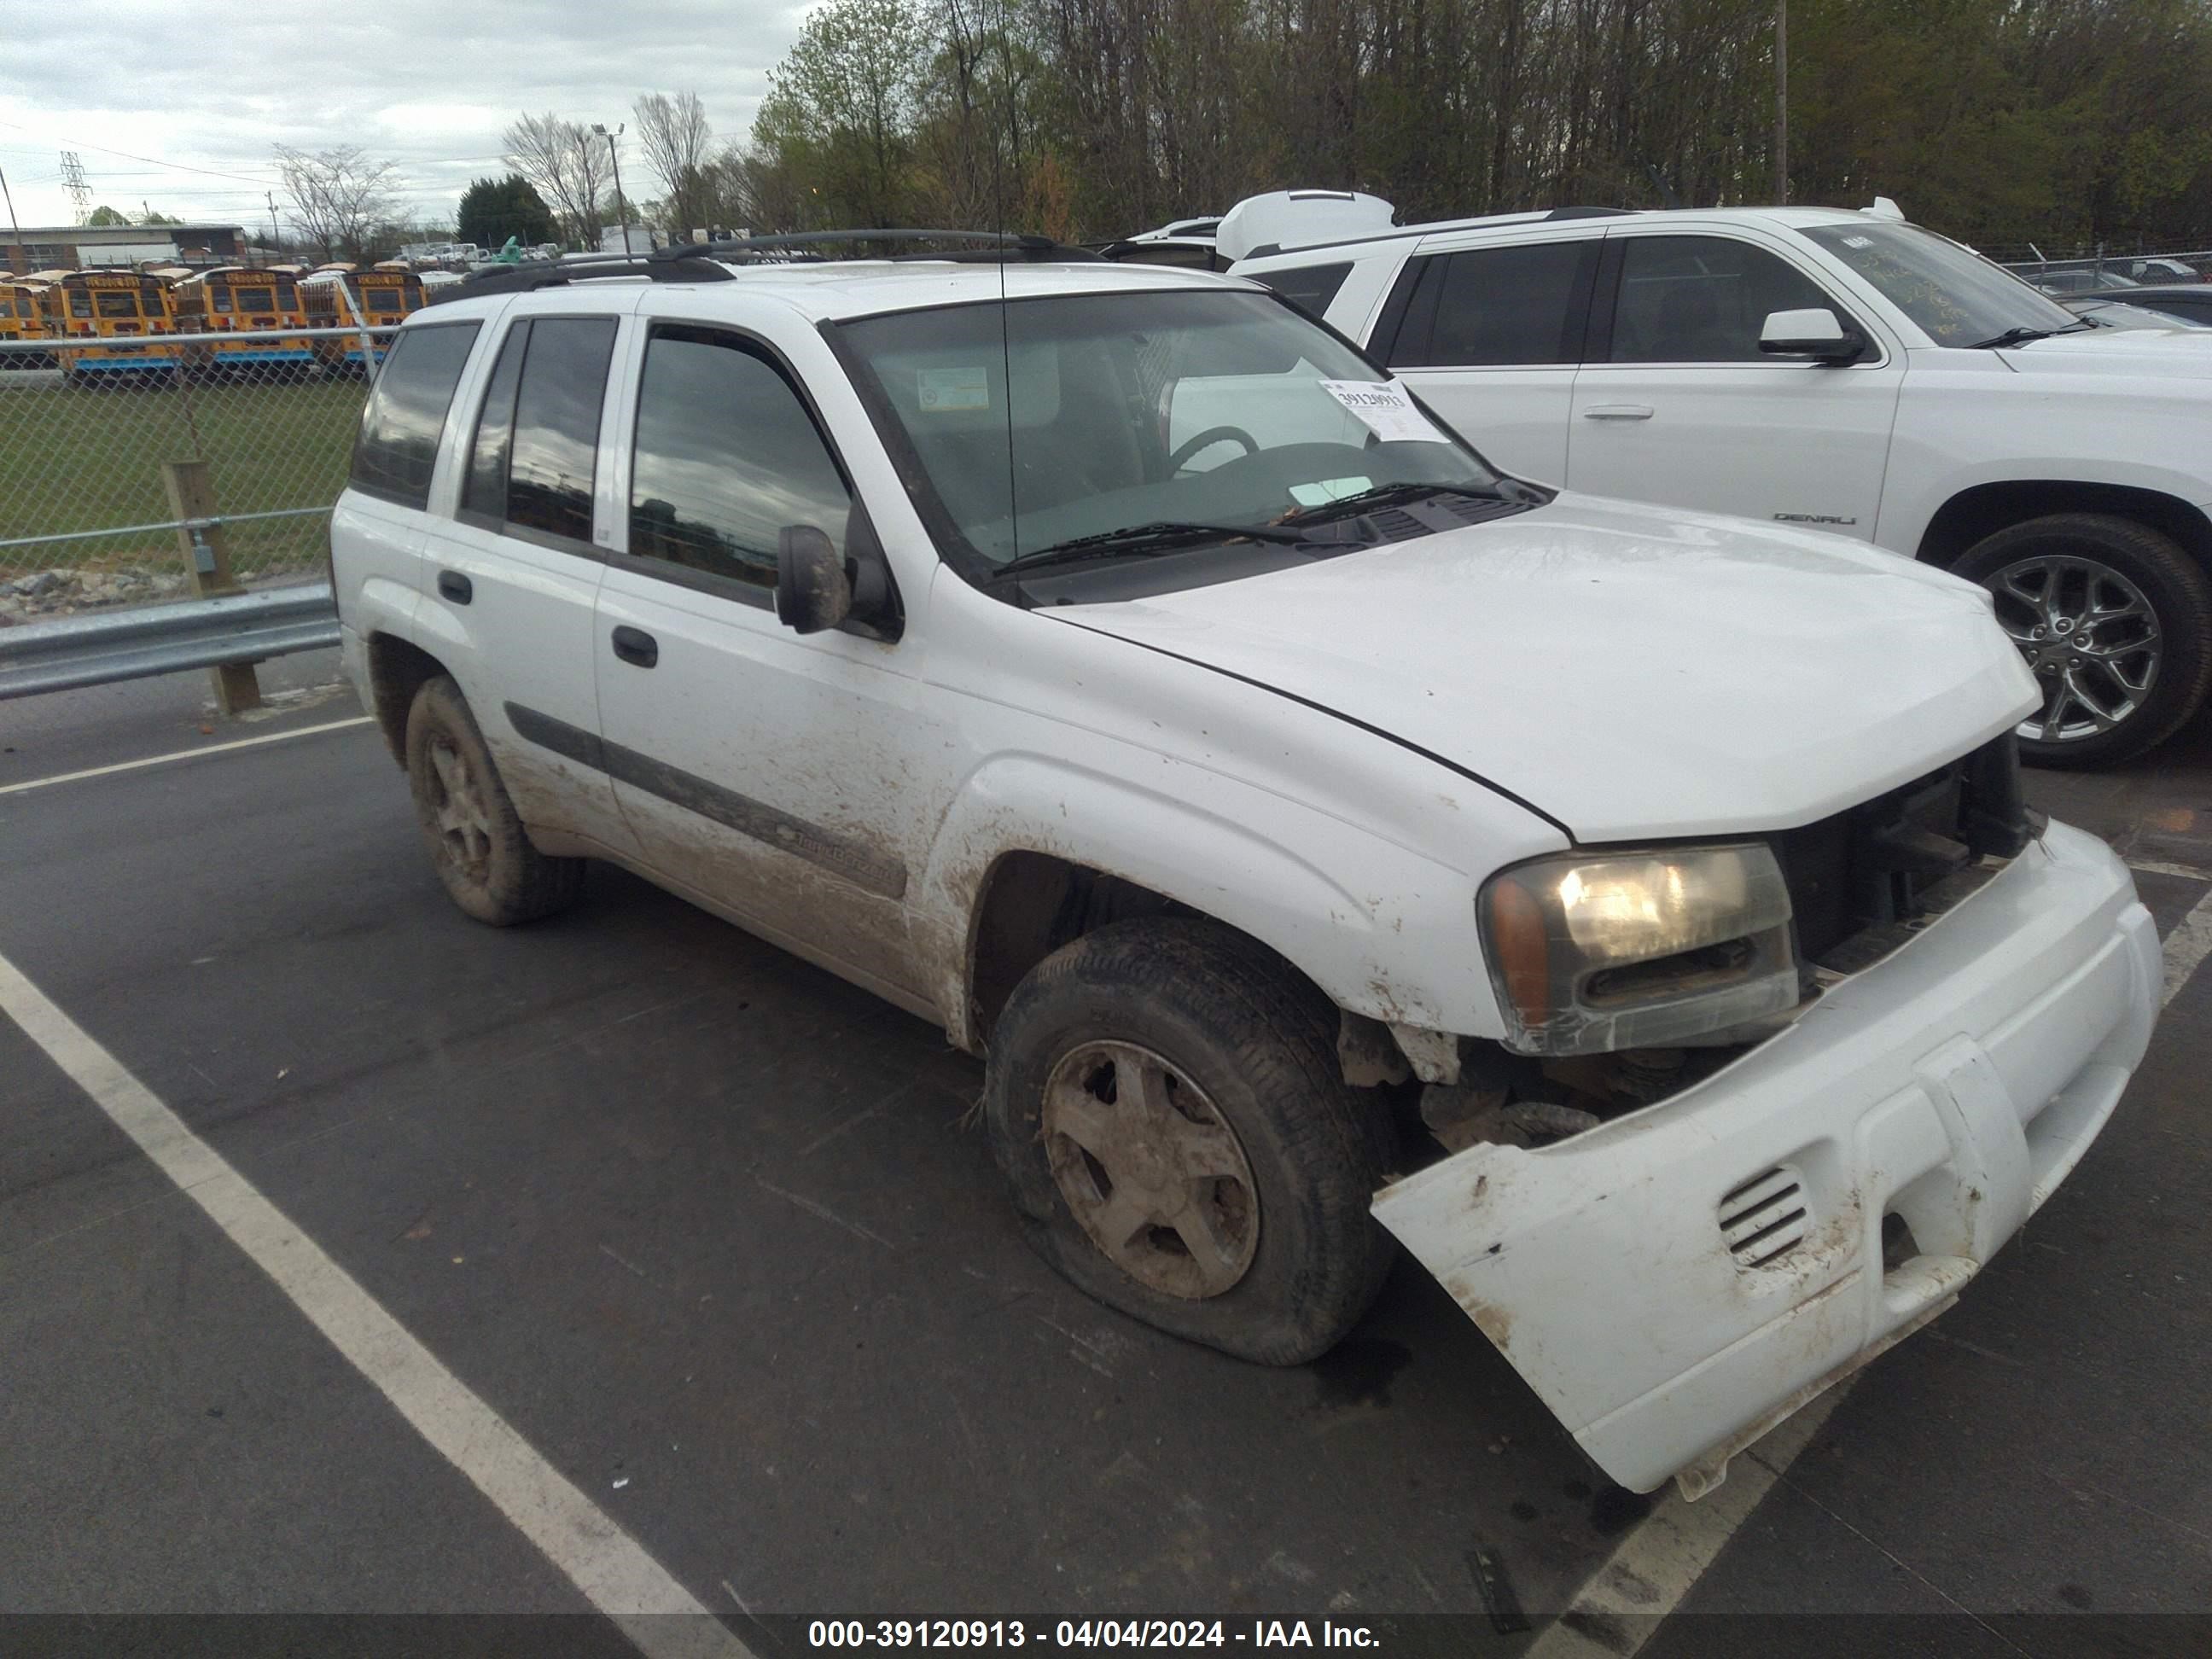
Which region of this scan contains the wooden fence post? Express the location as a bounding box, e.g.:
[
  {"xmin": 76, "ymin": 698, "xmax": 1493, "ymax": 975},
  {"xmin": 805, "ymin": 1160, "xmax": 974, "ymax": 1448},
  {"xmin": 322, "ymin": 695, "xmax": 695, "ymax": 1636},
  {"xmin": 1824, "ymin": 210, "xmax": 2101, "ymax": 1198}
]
[{"xmin": 161, "ymin": 458, "xmax": 262, "ymax": 715}]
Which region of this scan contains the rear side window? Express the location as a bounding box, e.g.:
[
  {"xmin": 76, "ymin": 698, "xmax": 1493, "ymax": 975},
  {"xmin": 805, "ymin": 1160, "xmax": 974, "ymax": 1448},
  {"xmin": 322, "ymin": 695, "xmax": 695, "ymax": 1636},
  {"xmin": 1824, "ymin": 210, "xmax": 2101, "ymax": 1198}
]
[
  {"xmin": 1254, "ymin": 261, "xmax": 1353, "ymax": 319},
  {"xmin": 628, "ymin": 328, "xmax": 852, "ymax": 593},
  {"xmin": 462, "ymin": 317, "xmax": 618, "ymax": 546},
  {"xmin": 348, "ymin": 321, "xmax": 480, "ymax": 509},
  {"xmin": 1388, "ymin": 242, "xmax": 1594, "ymax": 368}
]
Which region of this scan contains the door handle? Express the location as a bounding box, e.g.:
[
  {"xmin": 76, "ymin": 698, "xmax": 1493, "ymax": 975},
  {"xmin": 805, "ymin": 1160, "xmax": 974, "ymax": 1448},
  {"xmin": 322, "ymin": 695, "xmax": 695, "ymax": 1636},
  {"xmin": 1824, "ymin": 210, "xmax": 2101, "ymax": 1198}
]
[
  {"xmin": 610, "ymin": 625, "xmax": 659, "ymax": 668},
  {"xmin": 1582, "ymin": 405, "xmax": 1656, "ymax": 421},
  {"xmin": 436, "ymin": 570, "xmax": 472, "ymax": 604}
]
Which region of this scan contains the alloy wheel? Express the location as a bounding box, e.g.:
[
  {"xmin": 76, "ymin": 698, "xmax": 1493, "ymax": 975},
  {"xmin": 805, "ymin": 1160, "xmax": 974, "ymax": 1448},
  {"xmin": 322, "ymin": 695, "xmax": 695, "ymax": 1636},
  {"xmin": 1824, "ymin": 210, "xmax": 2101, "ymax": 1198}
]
[
  {"xmin": 1041, "ymin": 1039, "xmax": 1260, "ymax": 1300},
  {"xmin": 1984, "ymin": 553, "xmax": 2162, "ymax": 744}
]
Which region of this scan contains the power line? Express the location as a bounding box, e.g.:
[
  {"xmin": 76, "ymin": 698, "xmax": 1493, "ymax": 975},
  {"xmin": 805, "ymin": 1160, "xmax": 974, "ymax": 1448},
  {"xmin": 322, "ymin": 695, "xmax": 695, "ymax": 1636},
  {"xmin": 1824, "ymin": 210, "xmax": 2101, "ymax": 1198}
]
[{"xmin": 0, "ymin": 118, "xmax": 287, "ymax": 185}]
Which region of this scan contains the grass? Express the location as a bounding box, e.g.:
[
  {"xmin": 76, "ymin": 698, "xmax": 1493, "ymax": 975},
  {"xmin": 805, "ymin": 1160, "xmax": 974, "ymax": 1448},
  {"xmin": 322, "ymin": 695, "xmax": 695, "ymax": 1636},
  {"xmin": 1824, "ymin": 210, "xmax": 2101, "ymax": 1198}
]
[{"xmin": 0, "ymin": 372, "xmax": 366, "ymax": 581}]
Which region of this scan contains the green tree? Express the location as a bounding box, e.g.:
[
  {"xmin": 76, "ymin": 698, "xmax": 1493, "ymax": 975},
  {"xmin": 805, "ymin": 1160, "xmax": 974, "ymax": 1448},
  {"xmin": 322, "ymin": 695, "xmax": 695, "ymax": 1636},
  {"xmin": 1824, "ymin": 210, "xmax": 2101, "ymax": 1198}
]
[
  {"xmin": 84, "ymin": 205, "xmax": 130, "ymax": 226},
  {"xmin": 457, "ymin": 173, "xmax": 558, "ymax": 248}
]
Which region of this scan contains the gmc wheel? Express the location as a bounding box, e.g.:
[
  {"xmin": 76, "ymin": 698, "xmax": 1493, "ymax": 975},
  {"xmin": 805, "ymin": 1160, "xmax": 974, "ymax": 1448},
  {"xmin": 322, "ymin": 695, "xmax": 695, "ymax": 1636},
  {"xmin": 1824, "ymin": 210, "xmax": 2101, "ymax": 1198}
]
[{"xmin": 1955, "ymin": 513, "xmax": 2212, "ymax": 769}]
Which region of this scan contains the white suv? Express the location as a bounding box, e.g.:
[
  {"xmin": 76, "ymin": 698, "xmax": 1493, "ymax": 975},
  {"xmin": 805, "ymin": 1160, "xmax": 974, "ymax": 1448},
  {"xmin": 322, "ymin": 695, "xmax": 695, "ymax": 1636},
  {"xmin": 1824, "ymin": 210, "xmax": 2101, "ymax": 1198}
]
[
  {"xmin": 1233, "ymin": 201, "xmax": 2212, "ymax": 767},
  {"xmin": 331, "ymin": 246, "xmax": 2159, "ymax": 1497}
]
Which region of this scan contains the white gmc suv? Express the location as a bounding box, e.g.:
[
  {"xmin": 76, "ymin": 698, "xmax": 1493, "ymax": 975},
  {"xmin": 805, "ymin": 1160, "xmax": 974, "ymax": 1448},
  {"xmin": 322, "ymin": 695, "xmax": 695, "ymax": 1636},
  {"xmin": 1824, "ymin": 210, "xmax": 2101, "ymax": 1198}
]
[
  {"xmin": 1230, "ymin": 195, "xmax": 2212, "ymax": 768},
  {"xmin": 330, "ymin": 245, "xmax": 2159, "ymax": 1498}
]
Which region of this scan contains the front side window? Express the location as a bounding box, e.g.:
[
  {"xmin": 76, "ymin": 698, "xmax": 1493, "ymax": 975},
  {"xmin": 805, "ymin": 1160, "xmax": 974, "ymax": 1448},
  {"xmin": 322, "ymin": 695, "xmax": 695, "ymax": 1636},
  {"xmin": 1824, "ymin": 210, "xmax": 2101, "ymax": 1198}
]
[
  {"xmin": 841, "ymin": 288, "xmax": 1507, "ymax": 572},
  {"xmin": 348, "ymin": 321, "xmax": 481, "ymax": 508},
  {"xmin": 465, "ymin": 316, "xmax": 616, "ymax": 544},
  {"xmin": 629, "ymin": 329, "xmax": 851, "ymax": 591},
  {"xmin": 1610, "ymin": 236, "xmax": 1842, "ymax": 363},
  {"xmin": 1798, "ymin": 221, "xmax": 2075, "ymax": 347},
  {"xmin": 1394, "ymin": 241, "xmax": 1594, "ymax": 367}
]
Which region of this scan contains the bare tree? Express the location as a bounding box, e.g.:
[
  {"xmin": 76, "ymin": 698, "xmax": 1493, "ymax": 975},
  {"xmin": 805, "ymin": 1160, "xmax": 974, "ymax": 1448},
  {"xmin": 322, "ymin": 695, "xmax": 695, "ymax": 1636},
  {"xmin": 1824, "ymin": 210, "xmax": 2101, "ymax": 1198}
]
[
  {"xmin": 502, "ymin": 111, "xmax": 612, "ymax": 247},
  {"xmin": 273, "ymin": 144, "xmax": 400, "ymax": 260},
  {"xmin": 635, "ymin": 90, "xmax": 717, "ymax": 236}
]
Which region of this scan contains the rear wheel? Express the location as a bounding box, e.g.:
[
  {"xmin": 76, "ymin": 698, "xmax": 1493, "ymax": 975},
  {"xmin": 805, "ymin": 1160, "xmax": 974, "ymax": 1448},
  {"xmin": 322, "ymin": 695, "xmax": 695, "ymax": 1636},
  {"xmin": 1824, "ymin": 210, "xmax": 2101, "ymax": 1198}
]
[
  {"xmin": 404, "ymin": 675, "xmax": 583, "ymax": 925},
  {"xmin": 984, "ymin": 919, "xmax": 1394, "ymax": 1365},
  {"xmin": 1955, "ymin": 513, "xmax": 2212, "ymax": 769}
]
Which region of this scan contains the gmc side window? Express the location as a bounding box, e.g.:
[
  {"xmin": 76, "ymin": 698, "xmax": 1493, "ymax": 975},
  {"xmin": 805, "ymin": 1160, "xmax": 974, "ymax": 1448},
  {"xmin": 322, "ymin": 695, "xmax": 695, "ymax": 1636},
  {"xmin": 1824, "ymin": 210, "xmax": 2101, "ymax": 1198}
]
[
  {"xmin": 1610, "ymin": 236, "xmax": 1841, "ymax": 364},
  {"xmin": 462, "ymin": 316, "xmax": 619, "ymax": 546},
  {"xmin": 1389, "ymin": 242, "xmax": 1594, "ymax": 368},
  {"xmin": 348, "ymin": 321, "xmax": 481, "ymax": 509},
  {"xmin": 628, "ymin": 328, "xmax": 853, "ymax": 594},
  {"xmin": 1255, "ymin": 262, "xmax": 1354, "ymax": 320}
]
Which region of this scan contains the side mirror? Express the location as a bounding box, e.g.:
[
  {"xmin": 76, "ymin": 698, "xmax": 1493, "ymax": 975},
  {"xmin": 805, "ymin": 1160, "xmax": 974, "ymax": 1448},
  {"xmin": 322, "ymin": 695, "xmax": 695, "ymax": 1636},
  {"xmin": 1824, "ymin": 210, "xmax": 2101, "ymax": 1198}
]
[
  {"xmin": 775, "ymin": 524, "xmax": 852, "ymax": 635},
  {"xmin": 1760, "ymin": 307, "xmax": 1863, "ymax": 364}
]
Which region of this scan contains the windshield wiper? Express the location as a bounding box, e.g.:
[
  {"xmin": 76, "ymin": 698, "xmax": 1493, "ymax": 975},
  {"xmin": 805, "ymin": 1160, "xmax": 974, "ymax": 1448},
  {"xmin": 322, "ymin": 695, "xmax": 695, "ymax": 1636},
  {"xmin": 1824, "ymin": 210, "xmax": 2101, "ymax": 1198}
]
[
  {"xmin": 1284, "ymin": 479, "xmax": 1515, "ymax": 522},
  {"xmin": 992, "ymin": 519, "xmax": 1314, "ymax": 578},
  {"xmin": 1968, "ymin": 320, "xmax": 2098, "ymax": 349}
]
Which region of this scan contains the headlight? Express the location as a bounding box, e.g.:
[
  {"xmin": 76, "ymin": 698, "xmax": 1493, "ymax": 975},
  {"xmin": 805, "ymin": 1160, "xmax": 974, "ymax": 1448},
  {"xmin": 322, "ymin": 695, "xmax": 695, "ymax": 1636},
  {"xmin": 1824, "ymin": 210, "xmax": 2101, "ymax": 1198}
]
[{"xmin": 1478, "ymin": 843, "xmax": 1798, "ymax": 1056}]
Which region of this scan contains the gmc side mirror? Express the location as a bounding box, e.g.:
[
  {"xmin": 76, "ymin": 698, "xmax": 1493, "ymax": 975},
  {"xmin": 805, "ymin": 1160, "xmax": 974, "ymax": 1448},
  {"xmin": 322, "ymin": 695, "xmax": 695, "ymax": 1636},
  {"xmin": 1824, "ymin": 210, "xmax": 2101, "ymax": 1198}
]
[
  {"xmin": 775, "ymin": 524, "xmax": 853, "ymax": 635},
  {"xmin": 1759, "ymin": 307, "xmax": 1864, "ymax": 364}
]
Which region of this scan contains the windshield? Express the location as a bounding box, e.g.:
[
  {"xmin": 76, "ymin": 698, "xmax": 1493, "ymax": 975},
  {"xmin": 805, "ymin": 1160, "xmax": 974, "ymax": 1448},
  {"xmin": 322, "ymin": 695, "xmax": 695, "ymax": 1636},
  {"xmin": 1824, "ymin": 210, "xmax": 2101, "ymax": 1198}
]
[
  {"xmin": 1798, "ymin": 221, "xmax": 2076, "ymax": 347},
  {"xmin": 839, "ymin": 289, "xmax": 1503, "ymax": 568}
]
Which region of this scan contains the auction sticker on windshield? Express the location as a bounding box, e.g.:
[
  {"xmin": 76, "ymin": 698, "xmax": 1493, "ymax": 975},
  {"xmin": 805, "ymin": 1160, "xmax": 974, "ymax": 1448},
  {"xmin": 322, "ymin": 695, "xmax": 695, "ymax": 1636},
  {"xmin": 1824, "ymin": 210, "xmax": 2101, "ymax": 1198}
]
[{"xmin": 1318, "ymin": 380, "xmax": 1450, "ymax": 444}]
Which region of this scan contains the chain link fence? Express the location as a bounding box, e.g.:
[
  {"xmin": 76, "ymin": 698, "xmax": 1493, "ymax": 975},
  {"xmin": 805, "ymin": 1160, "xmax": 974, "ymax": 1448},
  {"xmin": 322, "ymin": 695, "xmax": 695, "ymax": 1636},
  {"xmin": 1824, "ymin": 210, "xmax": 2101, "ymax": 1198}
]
[{"xmin": 0, "ymin": 326, "xmax": 393, "ymax": 627}]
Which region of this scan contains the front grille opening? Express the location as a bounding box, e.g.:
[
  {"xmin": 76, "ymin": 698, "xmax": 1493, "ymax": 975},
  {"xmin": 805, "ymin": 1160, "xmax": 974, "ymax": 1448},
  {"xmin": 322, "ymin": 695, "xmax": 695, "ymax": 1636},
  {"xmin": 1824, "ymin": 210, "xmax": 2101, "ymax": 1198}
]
[
  {"xmin": 1719, "ymin": 1167, "xmax": 1809, "ymax": 1268},
  {"xmin": 1769, "ymin": 733, "xmax": 2029, "ymax": 983},
  {"xmin": 1881, "ymin": 1211, "xmax": 1924, "ymax": 1278}
]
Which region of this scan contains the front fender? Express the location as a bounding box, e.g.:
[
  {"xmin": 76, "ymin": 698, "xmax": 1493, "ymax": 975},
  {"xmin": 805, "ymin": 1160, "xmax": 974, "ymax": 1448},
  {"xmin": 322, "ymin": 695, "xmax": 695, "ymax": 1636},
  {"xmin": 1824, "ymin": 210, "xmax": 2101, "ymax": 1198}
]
[{"xmin": 913, "ymin": 749, "xmax": 1510, "ymax": 1051}]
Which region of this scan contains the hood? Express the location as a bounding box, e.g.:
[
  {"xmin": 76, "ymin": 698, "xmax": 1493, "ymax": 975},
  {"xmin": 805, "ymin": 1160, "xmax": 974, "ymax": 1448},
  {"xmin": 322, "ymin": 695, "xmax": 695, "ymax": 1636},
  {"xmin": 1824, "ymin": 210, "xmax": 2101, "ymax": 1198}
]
[
  {"xmin": 1065, "ymin": 495, "xmax": 2038, "ymax": 844},
  {"xmin": 2006, "ymin": 327, "xmax": 2212, "ymax": 380}
]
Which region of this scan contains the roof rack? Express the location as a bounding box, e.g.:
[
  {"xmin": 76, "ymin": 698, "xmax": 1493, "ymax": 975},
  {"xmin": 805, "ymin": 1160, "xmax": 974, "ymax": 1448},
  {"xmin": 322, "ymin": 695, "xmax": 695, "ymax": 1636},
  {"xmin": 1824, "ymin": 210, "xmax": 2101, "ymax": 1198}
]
[
  {"xmin": 667, "ymin": 228, "xmax": 1102, "ymax": 264},
  {"xmin": 426, "ymin": 253, "xmax": 735, "ymax": 303},
  {"xmin": 1237, "ymin": 204, "xmax": 1639, "ymax": 263},
  {"xmin": 426, "ymin": 229, "xmax": 1106, "ymax": 306}
]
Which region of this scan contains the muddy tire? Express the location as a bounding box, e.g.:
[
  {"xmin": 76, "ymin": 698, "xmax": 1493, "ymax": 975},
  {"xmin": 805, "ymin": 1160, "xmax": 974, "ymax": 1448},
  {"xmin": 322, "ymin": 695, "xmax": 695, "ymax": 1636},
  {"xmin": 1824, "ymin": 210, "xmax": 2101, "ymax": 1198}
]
[
  {"xmin": 1955, "ymin": 514, "xmax": 2212, "ymax": 770},
  {"xmin": 405, "ymin": 675, "xmax": 583, "ymax": 925},
  {"xmin": 984, "ymin": 918, "xmax": 1394, "ymax": 1365}
]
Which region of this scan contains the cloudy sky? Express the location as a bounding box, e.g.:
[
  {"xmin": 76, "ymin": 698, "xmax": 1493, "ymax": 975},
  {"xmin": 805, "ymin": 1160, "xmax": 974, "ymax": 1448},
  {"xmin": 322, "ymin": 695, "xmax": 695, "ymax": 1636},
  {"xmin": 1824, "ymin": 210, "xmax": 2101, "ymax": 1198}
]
[{"xmin": 1, "ymin": 2, "xmax": 809, "ymax": 232}]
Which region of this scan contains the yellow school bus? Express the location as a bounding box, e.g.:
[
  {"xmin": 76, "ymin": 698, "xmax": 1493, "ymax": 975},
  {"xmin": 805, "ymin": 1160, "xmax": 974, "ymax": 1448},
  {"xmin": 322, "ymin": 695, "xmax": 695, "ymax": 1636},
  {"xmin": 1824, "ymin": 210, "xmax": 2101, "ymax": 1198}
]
[
  {"xmin": 1, "ymin": 276, "xmax": 61, "ymax": 369},
  {"xmin": 51, "ymin": 269, "xmax": 181, "ymax": 381},
  {"xmin": 301, "ymin": 266, "xmax": 423, "ymax": 370},
  {"xmin": 167, "ymin": 265, "xmax": 315, "ymax": 372}
]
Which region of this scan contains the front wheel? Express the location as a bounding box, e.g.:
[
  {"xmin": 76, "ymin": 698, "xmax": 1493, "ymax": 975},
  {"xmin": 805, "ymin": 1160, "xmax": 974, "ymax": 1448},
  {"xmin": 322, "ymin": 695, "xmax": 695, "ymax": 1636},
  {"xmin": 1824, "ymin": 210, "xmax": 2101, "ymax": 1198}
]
[
  {"xmin": 1955, "ymin": 513, "xmax": 2212, "ymax": 769},
  {"xmin": 983, "ymin": 919, "xmax": 1394, "ymax": 1365}
]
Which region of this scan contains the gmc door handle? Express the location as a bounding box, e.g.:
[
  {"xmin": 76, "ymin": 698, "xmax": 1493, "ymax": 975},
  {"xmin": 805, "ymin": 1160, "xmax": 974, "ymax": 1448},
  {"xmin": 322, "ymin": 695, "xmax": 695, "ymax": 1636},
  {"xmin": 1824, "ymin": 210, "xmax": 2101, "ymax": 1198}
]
[
  {"xmin": 1582, "ymin": 405, "xmax": 1656, "ymax": 421},
  {"xmin": 610, "ymin": 625, "xmax": 659, "ymax": 669},
  {"xmin": 436, "ymin": 570, "xmax": 472, "ymax": 604}
]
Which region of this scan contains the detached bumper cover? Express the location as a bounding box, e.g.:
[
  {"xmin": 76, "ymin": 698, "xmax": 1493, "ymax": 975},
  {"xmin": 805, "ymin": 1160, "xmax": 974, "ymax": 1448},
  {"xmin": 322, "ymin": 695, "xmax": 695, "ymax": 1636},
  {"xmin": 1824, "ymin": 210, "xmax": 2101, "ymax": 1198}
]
[{"xmin": 1374, "ymin": 819, "xmax": 2159, "ymax": 1496}]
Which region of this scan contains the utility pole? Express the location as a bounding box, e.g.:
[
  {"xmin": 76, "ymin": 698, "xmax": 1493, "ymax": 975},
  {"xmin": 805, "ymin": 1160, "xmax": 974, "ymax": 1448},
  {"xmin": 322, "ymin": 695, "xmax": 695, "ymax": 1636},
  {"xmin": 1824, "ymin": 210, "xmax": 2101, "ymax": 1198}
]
[
  {"xmin": 1775, "ymin": 2, "xmax": 1790, "ymax": 206},
  {"xmin": 0, "ymin": 163, "xmax": 25, "ymax": 275},
  {"xmin": 267, "ymin": 191, "xmax": 280, "ymax": 263},
  {"xmin": 593, "ymin": 123, "xmax": 632, "ymax": 255}
]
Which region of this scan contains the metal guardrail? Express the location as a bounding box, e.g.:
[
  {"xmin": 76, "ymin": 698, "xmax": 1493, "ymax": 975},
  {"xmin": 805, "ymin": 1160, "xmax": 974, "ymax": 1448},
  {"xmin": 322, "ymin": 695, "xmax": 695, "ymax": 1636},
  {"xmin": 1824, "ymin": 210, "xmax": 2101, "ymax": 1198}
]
[{"xmin": 0, "ymin": 581, "xmax": 339, "ymax": 701}]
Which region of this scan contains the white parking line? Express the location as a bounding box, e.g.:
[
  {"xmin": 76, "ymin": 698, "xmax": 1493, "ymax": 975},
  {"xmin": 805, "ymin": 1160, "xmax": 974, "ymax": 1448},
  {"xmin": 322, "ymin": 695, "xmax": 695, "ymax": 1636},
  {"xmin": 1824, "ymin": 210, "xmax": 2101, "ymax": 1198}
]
[
  {"xmin": 0, "ymin": 949, "xmax": 751, "ymax": 1659},
  {"xmin": 2161, "ymin": 888, "xmax": 2212, "ymax": 1009},
  {"xmin": 1525, "ymin": 1394, "xmax": 1842, "ymax": 1656},
  {"xmin": 0, "ymin": 716, "xmax": 373, "ymax": 797},
  {"xmin": 2125, "ymin": 858, "xmax": 2212, "ymax": 882}
]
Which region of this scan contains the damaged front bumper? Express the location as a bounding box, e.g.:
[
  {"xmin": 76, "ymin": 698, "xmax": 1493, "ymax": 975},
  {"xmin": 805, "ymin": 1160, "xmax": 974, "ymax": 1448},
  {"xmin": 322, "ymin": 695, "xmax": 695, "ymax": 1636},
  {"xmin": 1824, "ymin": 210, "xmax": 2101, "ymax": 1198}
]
[{"xmin": 1372, "ymin": 818, "xmax": 2159, "ymax": 1497}]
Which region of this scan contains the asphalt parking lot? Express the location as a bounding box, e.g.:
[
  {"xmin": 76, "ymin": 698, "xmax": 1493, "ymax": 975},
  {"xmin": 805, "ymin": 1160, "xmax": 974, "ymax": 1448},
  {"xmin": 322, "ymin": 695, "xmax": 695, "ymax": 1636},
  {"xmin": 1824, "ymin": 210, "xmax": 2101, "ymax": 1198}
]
[{"xmin": 3, "ymin": 657, "xmax": 2209, "ymax": 1656}]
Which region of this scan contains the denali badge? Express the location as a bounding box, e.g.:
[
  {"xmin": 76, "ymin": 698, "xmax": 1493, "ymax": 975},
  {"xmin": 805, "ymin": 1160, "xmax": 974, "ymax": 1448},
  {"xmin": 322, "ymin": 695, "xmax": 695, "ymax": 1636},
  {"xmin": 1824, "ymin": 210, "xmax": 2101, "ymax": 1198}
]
[{"xmin": 1774, "ymin": 512, "xmax": 1859, "ymax": 526}]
